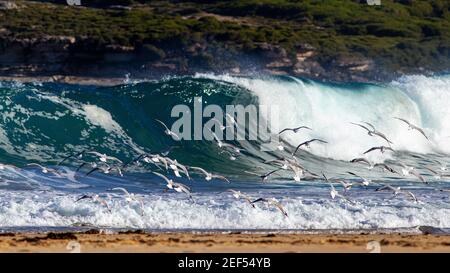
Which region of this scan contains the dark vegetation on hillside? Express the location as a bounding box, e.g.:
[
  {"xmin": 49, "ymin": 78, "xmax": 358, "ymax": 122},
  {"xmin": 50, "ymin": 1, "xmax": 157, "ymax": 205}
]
[{"xmin": 1, "ymin": 0, "xmax": 450, "ymax": 81}]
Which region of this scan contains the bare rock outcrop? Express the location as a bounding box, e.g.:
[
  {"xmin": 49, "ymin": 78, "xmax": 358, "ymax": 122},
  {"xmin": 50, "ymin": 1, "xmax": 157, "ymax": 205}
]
[{"xmin": 0, "ymin": 1, "xmax": 18, "ymax": 10}]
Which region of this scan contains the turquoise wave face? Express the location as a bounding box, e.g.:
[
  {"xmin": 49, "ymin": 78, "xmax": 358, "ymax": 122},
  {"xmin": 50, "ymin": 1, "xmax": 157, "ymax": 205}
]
[{"xmin": 0, "ymin": 78, "xmax": 258, "ymax": 171}]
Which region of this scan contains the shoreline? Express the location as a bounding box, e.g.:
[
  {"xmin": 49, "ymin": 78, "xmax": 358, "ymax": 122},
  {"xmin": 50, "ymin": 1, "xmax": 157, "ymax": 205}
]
[
  {"xmin": 0, "ymin": 75, "xmax": 133, "ymax": 87},
  {"xmin": 0, "ymin": 72, "xmax": 384, "ymax": 87},
  {"xmin": 0, "ymin": 230, "xmax": 449, "ymax": 253}
]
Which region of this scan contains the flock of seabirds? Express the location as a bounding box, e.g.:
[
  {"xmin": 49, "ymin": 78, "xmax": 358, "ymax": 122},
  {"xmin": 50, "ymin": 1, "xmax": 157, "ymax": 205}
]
[{"xmin": 1, "ymin": 114, "xmax": 450, "ymax": 219}]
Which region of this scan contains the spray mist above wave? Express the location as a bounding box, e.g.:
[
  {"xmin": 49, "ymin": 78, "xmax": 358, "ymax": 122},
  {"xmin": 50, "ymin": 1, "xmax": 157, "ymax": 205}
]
[{"xmin": 197, "ymin": 74, "xmax": 450, "ymax": 161}]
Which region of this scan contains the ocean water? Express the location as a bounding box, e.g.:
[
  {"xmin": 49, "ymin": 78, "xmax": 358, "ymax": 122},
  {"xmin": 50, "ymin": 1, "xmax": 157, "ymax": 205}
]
[{"xmin": 0, "ymin": 74, "xmax": 449, "ymax": 231}]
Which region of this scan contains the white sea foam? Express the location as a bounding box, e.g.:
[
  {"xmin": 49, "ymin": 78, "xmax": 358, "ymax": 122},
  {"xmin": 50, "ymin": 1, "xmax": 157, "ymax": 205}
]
[
  {"xmin": 197, "ymin": 74, "xmax": 450, "ymax": 161},
  {"xmin": 0, "ymin": 190, "xmax": 449, "ymax": 229},
  {"xmin": 392, "ymin": 75, "xmax": 450, "ymax": 154},
  {"xmin": 38, "ymin": 94, "xmax": 145, "ymax": 154},
  {"xmin": 82, "ymin": 104, "xmax": 123, "ymax": 133}
]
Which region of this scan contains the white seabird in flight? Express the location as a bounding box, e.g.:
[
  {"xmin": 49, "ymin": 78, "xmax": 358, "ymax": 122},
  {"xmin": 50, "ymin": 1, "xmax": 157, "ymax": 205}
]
[
  {"xmin": 351, "ymin": 122, "xmax": 393, "ymax": 145},
  {"xmin": 375, "ymin": 184, "xmax": 418, "ymax": 202},
  {"xmin": 424, "ymin": 166, "xmax": 450, "ymax": 180},
  {"xmin": 228, "ymin": 189, "xmax": 255, "ymax": 208},
  {"xmin": 210, "ymin": 130, "xmax": 242, "ymax": 154},
  {"xmin": 155, "ymin": 119, "xmax": 181, "ymax": 140},
  {"xmin": 399, "ymin": 163, "xmax": 427, "ymax": 184},
  {"xmin": 111, "ymin": 187, "xmax": 145, "ymax": 216},
  {"xmin": 245, "ymin": 167, "xmax": 283, "ymax": 182},
  {"xmin": 58, "ymin": 150, "xmax": 86, "ymax": 166},
  {"xmin": 153, "ymin": 172, "xmax": 193, "ymax": 200},
  {"xmin": 85, "ymin": 164, "xmax": 123, "ymax": 177},
  {"xmin": 211, "ymin": 117, "xmax": 233, "ymax": 131},
  {"xmin": 322, "ymin": 173, "xmax": 355, "ymax": 204},
  {"xmin": 189, "ymin": 166, "xmax": 230, "ymax": 183},
  {"xmin": 251, "ymin": 197, "xmax": 288, "ymax": 217},
  {"xmin": 27, "ymin": 163, "xmax": 60, "ymax": 176},
  {"xmin": 347, "ymin": 172, "xmax": 371, "ymax": 186},
  {"xmin": 363, "ymin": 146, "xmax": 395, "ymax": 155},
  {"xmin": 85, "ymin": 151, "xmax": 123, "ymax": 164},
  {"xmin": 292, "ymin": 138, "xmax": 328, "ymax": 156},
  {"xmin": 349, "ymin": 158, "xmax": 397, "ymax": 173},
  {"xmin": 394, "ymin": 117, "xmax": 429, "ymax": 140},
  {"xmin": 278, "ymin": 125, "xmax": 312, "ymax": 135},
  {"xmin": 76, "ymin": 194, "xmax": 112, "ymax": 212}
]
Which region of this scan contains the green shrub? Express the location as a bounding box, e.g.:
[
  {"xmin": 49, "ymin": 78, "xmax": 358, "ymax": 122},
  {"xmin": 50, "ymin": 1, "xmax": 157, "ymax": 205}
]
[
  {"xmin": 421, "ymin": 24, "xmax": 441, "ymax": 37},
  {"xmin": 366, "ymin": 24, "xmax": 413, "ymax": 37},
  {"xmin": 2, "ymin": 0, "xmax": 450, "ymax": 74},
  {"xmin": 141, "ymin": 44, "xmax": 166, "ymax": 61}
]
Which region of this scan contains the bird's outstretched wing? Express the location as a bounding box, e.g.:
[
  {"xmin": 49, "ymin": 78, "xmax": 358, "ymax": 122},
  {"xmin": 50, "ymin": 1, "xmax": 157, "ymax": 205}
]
[
  {"xmin": 190, "ymin": 166, "xmax": 209, "ymax": 176},
  {"xmin": 27, "ymin": 163, "xmax": 44, "ymax": 169},
  {"xmin": 211, "ymin": 174, "xmax": 231, "ymax": 183},
  {"xmin": 424, "ymin": 166, "xmax": 438, "ymax": 175},
  {"xmin": 58, "ymin": 150, "xmax": 86, "ymax": 166},
  {"xmin": 362, "ymin": 121, "xmax": 376, "ymax": 131},
  {"xmin": 292, "ymin": 142, "xmax": 306, "ymax": 155},
  {"xmin": 85, "ymin": 167, "xmax": 100, "ymax": 176},
  {"xmin": 278, "ymin": 128, "xmax": 293, "ymax": 134},
  {"xmin": 375, "ymin": 184, "xmax": 396, "ymax": 192},
  {"xmin": 411, "ymin": 169, "xmax": 427, "ymax": 184},
  {"xmin": 294, "ymin": 126, "xmax": 312, "ymax": 132},
  {"xmin": 251, "ymin": 198, "xmax": 265, "ymax": 204},
  {"xmin": 152, "ymin": 171, "xmax": 171, "ymax": 184},
  {"xmin": 363, "ymin": 147, "xmax": 380, "ymax": 154},
  {"xmin": 122, "ymin": 154, "xmax": 146, "ymax": 168},
  {"xmin": 261, "ymin": 168, "xmax": 282, "ymax": 182},
  {"xmin": 372, "ymin": 131, "xmax": 393, "ymax": 144},
  {"xmin": 75, "ymin": 195, "xmax": 91, "ymax": 202},
  {"xmin": 279, "ymin": 126, "xmax": 311, "ymax": 134},
  {"xmin": 350, "ymin": 158, "xmax": 371, "ymax": 166},
  {"xmin": 273, "ymin": 202, "xmax": 288, "ymax": 217},
  {"xmin": 76, "ymin": 162, "xmax": 88, "ymax": 172},
  {"xmin": 374, "ymin": 163, "xmax": 397, "ymax": 174},
  {"xmin": 155, "ymin": 119, "xmax": 169, "ymax": 130},
  {"xmin": 350, "ymin": 122, "xmax": 371, "ymax": 133},
  {"xmin": 112, "ymin": 187, "xmax": 130, "ymax": 196},
  {"xmin": 414, "ymin": 126, "xmax": 429, "ymax": 140},
  {"xmin": 311, "ymin": 139, "xmax": 328, "ymax": 144},
  {"xmin": 394, "ymin": 117, "xmax": 410, "ymax": 126},
  {"xmin": 403, "ymin": 191, "xmax": 418, "ymax": 202}
]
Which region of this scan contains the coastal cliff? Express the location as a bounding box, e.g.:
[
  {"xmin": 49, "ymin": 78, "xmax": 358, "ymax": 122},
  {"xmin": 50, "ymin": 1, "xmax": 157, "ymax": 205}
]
[{"xmin": 1, "ymin": 0, "xmax": 450, "ymax": 82}]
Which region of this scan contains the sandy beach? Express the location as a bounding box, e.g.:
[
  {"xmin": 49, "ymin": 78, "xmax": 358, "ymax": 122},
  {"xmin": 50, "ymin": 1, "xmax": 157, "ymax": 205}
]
[{"xmin": 0, "ymin": 231, "xmax": 449, "ymax": 253}]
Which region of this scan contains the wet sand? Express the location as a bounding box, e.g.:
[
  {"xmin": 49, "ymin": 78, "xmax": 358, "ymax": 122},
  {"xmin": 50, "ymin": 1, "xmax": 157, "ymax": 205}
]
[{"xmin": 1, "ymin": 231, "xmax": 450, "ymax": 253}]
